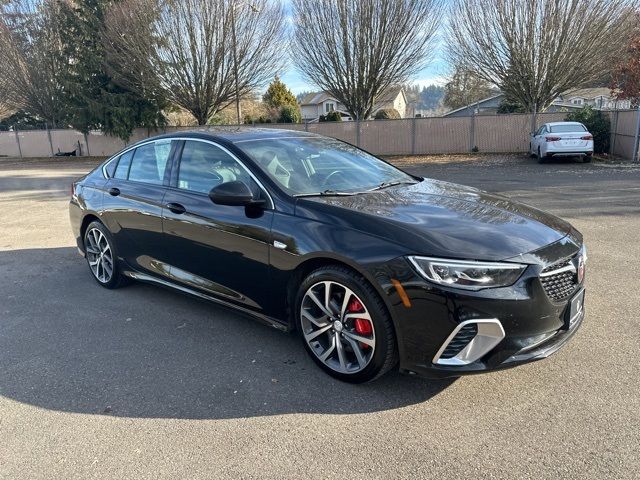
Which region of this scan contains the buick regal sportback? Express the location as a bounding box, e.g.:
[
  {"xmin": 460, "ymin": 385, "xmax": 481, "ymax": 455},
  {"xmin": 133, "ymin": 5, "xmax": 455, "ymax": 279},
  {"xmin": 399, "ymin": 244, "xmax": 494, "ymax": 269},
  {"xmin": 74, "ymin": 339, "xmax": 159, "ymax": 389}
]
[{"xmin": 70, "ymin": 129, "xmax": 586, "ymax": 383}]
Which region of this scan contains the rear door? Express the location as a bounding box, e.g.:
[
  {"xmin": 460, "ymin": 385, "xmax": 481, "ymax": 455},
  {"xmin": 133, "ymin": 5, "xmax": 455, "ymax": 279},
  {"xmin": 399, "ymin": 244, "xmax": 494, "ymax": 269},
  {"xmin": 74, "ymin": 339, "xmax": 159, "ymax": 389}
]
[
  {"xmin": 102, "ymin": 139, "xmax": 178, "ymax": 276},
  {"xmin": 161, "ymin": 139, "xmax": 274, "ymax": 313},
  {"xmin": 532, "ymin": 125, "xmax": 546, "ymax": 152}
]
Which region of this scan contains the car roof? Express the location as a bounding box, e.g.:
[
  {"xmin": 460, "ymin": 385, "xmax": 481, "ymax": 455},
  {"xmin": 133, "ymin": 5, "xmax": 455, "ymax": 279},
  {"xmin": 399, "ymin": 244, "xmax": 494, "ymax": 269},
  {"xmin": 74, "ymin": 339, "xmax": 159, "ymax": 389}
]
[{"xmin": 135, "ymin": 127, "xmax": 320, "ymax": 146}]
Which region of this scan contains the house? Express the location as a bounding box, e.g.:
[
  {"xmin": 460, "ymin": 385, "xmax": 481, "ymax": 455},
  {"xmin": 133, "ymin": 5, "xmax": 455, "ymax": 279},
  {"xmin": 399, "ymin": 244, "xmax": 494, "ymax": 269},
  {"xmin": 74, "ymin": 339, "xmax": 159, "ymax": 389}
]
[
  {"xmin": 299, "ymin": 92, "xmax": 350, "ymax": 122},
  {"xmin": 299, "ymin": 87, "xmax": 407, "ymax": 121},
  {"xmin": 555, "ymin": 88, "xmax": 632, "ymax": 110},
  {"xmin": 443, "ymin": 87, "xmax": 631, "ymax": 117}
]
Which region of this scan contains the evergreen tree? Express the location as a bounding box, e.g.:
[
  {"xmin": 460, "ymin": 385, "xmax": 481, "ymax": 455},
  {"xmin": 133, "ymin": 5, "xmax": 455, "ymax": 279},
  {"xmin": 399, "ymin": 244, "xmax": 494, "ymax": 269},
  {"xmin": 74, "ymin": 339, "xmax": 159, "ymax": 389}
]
[
  {"xmin": 60, "ymin": 0, "xmax": 166, "ymax": 140},
  {"xmin": 443, "ymin": 66, "xmax": 493, "ymax": 111},
  {"xmin": 263, "ymin": 76, "xmax": 299, "ymax": 110},
  {"xmin": 421, "ymin": 85, "xmax": 445, "ymax": 110},
  {"xmin": 278, "ymin": 104, "xmax": 302, "ymax": 123}
]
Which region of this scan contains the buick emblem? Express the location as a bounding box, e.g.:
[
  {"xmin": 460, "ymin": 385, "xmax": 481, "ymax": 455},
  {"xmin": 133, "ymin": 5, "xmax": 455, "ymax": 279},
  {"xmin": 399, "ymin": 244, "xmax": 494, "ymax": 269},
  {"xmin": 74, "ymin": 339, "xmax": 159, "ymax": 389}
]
[{"xmin": 577, "ymin": 255, "xmax": 585, "ymax": 283}]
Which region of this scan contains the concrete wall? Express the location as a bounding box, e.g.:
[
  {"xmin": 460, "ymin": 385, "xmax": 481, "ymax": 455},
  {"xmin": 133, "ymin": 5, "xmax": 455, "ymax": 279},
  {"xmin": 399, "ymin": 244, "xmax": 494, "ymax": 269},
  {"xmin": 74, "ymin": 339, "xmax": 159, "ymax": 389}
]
[{"xmin": 2, "ymin": 110, "xmax": 638, "ymax": 160}]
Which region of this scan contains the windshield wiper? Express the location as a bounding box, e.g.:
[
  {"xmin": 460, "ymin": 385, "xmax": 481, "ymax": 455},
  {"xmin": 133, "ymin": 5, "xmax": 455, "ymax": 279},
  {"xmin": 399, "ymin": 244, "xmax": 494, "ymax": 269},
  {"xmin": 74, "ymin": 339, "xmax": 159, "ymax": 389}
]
[
  {"xmin": 294, "ymin": 189, "xmax": 359, "ymax": 198},
  {"xmin": 367, "ymin": 180, "xmax": 417, "ymax": 192}
]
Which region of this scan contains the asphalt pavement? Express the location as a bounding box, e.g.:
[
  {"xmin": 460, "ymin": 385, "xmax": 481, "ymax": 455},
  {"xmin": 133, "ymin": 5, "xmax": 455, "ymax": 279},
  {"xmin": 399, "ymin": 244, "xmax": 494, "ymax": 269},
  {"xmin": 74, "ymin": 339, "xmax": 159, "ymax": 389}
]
[{"xmin": 0, "ymin": 154, "xmax": 639, "ymax": 479}]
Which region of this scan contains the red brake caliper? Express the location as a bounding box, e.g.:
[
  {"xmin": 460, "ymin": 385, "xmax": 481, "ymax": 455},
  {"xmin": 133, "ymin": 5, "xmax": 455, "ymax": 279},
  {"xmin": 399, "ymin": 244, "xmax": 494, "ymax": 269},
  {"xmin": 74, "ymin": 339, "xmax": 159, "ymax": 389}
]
[{"xmin": 347, "ymin": 297, "xmax": 372, "ymax": 349}]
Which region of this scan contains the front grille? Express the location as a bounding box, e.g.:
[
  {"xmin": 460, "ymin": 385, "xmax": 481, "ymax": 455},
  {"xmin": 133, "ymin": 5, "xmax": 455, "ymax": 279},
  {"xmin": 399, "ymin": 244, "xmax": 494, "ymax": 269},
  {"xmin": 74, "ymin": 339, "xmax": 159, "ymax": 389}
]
[
  {"xmin": 540, "ymin": 257, "xmax": 577, "ymax": 302},
  {"xmin": 440, "ymin": 323, "xmax": 478, "ymax": 359}
]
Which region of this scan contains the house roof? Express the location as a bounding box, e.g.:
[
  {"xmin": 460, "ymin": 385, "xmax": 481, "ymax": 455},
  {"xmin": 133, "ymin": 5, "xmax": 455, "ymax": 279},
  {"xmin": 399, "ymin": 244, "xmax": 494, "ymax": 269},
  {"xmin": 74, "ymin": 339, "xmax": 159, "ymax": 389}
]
[
  {"xmin": 375, "ymin": 86, "xmax": 405, "ymax": 104},
  {"xmin": 441, "ymin": 93, "xmax": 505, "ymax": 116},
  {"xmin": 563, "ymin": 87, "xmax": 612, "ymax": 100},
  {"xmin": 299, "ymin": 92, "xmax": 335, "ymax": 105},
  {"xmin": 299, "ymin": 87, "xmax": 405, "ymax": 106}
]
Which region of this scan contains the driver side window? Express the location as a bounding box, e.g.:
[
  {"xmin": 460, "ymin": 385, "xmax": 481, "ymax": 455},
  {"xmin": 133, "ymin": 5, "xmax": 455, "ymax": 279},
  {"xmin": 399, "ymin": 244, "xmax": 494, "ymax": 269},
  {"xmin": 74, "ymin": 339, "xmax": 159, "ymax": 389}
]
[{"xmin": 177, "ymin": 141, "xmax": 251, "ymax": 194}]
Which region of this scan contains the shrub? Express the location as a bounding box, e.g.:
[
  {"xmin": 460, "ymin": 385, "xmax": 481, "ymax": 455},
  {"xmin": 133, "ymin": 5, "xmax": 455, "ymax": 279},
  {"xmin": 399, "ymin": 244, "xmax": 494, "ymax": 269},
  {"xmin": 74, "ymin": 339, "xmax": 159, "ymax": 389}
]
[
  {"xmin": 374, "ymin": 108, "xmax": 401, "ymax": 120},
  {"xmin": 496, "ymin": 99, "xmax": 526, "ymax": 114},
  {"xmin": 278, "ymin": 104, "xmax": 301, "ymax": 123},
  {"xmin": 565, "ymin": 106, "xmax": 610, "ymax": 154},
  {"xmin": 321, "ymin": 111, "xmax": 342, "ymax": 122}
]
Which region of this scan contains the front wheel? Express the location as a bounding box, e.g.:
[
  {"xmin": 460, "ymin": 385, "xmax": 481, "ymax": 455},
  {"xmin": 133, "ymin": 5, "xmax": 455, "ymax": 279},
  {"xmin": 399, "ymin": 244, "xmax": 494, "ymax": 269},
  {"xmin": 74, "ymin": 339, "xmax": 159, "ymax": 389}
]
[
  {"xmin": 295, "ymin": 266, "xmax": 397, "ymax": 383},
  {"xmin": 84, "ymin": 221, "xmax": 128, "ymax": 289}
]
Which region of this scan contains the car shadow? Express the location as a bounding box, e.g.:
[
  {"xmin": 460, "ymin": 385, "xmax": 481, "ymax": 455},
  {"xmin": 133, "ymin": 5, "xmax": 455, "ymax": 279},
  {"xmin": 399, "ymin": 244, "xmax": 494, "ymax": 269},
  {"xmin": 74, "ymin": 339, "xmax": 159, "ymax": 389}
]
[{"xmin": 0, "ymin": 247, "xmax": 454, "ymax": 420}]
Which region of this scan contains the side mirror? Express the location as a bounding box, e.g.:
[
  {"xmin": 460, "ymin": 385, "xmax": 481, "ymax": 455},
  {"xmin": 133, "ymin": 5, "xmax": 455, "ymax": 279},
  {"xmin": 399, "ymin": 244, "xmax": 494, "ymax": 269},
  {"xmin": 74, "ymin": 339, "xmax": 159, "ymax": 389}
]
[{"xmin": 209, "ymin": 181, "xmax": 265, "ymax": 207}]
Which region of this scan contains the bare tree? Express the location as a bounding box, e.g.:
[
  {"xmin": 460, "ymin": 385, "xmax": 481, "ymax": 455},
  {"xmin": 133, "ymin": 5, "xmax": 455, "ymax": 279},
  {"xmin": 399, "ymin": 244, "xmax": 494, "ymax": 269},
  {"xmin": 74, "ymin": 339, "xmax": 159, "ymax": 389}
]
[
  {"xmin": 443, "ymin": 64, "xmax": 494, "ymax": 111},
  {"xmin": 291, "ymin": 0, "xmax": 444, "ymax": 120},
  {"xmin": 104, "ymin": 0, "xmax": 286, "ymax": 125},
  {"xmin": 448, "ymin": 0, "xmax": 636, "ymax": 113},
  {"xmin": 0, "ymin": 0, "xmax": 68, "ymax": 127}
]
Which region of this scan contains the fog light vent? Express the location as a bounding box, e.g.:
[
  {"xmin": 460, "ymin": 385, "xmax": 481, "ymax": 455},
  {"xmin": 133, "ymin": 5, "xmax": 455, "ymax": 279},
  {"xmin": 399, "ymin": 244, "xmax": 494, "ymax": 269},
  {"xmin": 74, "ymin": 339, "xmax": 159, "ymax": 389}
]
[
  {"xmin": 440, "ymin": 323, "xmax": 478, "ymax": 359},
  {"xmin": 433, "ymin": 319, "xmax": 505, "ymax": 366}
]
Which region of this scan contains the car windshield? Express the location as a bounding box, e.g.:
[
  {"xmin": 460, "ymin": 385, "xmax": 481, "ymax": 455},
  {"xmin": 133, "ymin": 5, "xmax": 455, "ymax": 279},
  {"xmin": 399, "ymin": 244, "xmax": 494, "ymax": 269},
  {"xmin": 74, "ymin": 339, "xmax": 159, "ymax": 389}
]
[
  {"xmin": 549, "ymin": 124, "xmax": 586, "ymax": 133},
  {"xmin": 235, "ymin": 136, "xmax": 417, "ymax": 196}
]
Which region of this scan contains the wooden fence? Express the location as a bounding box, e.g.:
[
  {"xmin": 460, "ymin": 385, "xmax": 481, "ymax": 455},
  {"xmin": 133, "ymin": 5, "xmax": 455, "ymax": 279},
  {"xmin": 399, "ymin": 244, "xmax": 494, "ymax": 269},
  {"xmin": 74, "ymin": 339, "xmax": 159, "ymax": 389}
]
[{"xmin": 1, "ymin": 110, "xmax": 638, "ymax": 160}]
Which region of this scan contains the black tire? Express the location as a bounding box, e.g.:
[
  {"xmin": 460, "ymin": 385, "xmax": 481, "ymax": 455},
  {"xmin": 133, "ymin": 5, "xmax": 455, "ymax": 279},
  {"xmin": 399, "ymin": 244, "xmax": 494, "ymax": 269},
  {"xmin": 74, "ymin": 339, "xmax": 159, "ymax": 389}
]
[
  {"xmin": 295, "ymin": 265, "xmax": 398, "ymax": 383},
  {"xmin": 583, "ymin": 154, "xmax": 592, "ymax": 163},
  {"xmin": 537, "ymin": 147, "xmax": 546, "ymax": 164},
  {"xmin": 529, "ymin": 144, "xmax": 536, "ymax": 158},
  {"xmin": 83, "ymin": 220, "xmax": 128, "ymax": 289}
]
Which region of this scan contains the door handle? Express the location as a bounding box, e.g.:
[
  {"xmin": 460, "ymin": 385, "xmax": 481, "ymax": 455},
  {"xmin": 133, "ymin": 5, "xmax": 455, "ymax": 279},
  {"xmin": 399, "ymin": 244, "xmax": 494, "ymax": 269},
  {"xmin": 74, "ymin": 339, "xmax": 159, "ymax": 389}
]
[
  {"xmin": 108, "ymin": 187, "xmax": 120, "ymax": 196},
  {"xmin": 166, "ymin": 202, "xmax": 186, "ymax": 214}
]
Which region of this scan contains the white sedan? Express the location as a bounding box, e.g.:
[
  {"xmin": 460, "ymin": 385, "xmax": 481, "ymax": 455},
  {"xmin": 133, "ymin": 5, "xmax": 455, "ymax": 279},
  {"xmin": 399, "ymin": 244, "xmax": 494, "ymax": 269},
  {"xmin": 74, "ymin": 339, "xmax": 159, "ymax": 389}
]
[{"xmin": 529, "ymin": 121, "xmax": 594, "ymax": 163}]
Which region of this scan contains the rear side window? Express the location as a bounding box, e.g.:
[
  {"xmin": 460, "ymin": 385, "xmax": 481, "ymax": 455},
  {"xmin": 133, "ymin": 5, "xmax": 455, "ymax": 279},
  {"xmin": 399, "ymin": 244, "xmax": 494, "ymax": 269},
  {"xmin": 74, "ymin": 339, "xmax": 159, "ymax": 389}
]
[
  {"xmin": 128, "ymin": 140, "xmax": 174, "ymax": 185},
  {"xmin": 104, "ymin": 157, "xmax": 118, "ymax": 177},
  {"xmin": 114, "ymin": 150, "xmax": 134, "ymax": 179},
  {"xmin": 550, "ymin": 124, "xmax": 586, "ymax": 133}
]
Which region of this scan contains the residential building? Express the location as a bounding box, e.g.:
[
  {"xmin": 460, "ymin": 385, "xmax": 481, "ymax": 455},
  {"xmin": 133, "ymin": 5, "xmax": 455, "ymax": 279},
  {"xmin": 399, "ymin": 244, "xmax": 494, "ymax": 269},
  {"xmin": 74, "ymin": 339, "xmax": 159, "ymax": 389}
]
[
  {"xmin": 443, "ymin": 87, "xmax": 632, "ymax": 117},
  {"xmin": 299, "ymin": 87, "xmax": 407, "ymax": 122}
]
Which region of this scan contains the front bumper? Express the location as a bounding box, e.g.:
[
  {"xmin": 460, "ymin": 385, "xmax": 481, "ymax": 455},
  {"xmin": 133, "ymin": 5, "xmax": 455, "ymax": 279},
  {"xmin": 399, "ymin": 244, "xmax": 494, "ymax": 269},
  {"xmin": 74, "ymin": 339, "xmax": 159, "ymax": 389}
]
[
  {"xmin": 402, "ymin": 308, "xmax": 584, "ymax": 379},
  {"xmin": 377, "ymin": 243, "xmax": 585, "ymax": 379}
]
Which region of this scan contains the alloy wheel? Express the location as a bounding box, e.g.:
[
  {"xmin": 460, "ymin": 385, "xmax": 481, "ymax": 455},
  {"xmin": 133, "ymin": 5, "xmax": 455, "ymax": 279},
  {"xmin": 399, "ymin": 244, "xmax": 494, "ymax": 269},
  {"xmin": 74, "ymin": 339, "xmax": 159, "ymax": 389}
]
[
  {"xmin": 85, "ymin": 227, "xmax": 114, "ymax": 284},
  {"xmin": 300, "ymin": 281, "xmax": 376, "ymax": 374}
]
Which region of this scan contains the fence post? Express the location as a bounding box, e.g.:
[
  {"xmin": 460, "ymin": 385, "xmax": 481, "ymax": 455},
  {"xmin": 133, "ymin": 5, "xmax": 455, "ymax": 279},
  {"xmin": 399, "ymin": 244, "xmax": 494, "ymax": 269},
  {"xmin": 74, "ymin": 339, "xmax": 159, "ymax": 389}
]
[
  {"xmin": 610, "ymin": 110, "xmax": 619, "ymax": 158},
  {"xmin": 304, "ymin": 120, "xmax": 308, "ymax": 132},
  {"xmin": 633, "ymin": 105, "xmax": 640, "ymax": 163},
  {"xmin": 411, "ymin": 117, "xmax": 417, "ymax": 155},
  {"xmin": 84, "ymin": 132, "xmax": 90, "ymax": 157},
  {"xmin": 469, "ymin": 113, "xmax": 476, "ymax": 152},
  {"xmin": 14, "ymin": 128, "xmax": 23, "ymax": 159},
  {"xmin": 46, "ymin": 125, "xmax": 54, "ymax": 157}
]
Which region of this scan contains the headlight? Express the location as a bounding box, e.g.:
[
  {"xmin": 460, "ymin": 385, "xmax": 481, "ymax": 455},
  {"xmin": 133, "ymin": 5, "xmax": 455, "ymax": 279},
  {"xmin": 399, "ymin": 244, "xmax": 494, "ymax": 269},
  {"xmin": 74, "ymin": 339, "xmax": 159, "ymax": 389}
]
[{"xmin": 408, "ymin": 256, "xmax": 527, "ymax": 290}]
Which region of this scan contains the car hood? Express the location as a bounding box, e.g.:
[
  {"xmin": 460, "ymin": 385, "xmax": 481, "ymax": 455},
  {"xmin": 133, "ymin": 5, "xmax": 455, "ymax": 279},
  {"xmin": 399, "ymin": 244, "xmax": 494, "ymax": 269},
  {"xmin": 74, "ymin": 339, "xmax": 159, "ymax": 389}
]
[{"xmin": 296, "ymin": 178, "xmax": 573, "ymax": 261}]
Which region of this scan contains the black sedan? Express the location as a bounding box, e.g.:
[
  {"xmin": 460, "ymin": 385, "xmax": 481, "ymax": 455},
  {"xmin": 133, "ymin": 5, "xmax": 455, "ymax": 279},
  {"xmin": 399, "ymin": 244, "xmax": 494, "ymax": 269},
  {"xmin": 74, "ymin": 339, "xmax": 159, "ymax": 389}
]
[{"xmin": 69, "ymin": 129, "xmax": 586, "ymax": 383}]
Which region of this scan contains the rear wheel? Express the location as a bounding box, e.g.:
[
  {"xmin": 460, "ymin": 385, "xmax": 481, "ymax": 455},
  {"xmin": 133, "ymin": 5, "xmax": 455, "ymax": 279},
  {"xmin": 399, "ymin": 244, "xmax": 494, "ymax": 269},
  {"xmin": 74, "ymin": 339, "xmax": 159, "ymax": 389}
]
[
  {"xmin": 583, "ymin": 154, "xmax": 592, "ymax": 163},
  {"xmin": 295, "ymin": 266, "xmax": 397, "ymax": 383},
  {"xmin": 84, "ymin": 221, "xmax": 127, "ymax": 289}
]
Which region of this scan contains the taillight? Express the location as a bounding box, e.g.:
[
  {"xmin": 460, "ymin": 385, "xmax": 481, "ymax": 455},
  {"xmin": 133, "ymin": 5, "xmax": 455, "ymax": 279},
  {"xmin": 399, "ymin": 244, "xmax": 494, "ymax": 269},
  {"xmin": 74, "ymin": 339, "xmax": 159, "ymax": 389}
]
[
  {"xmin": 545, "ymin": 136, "xmax": 561, "ymax": 142},
  {"xmin": 581, "ymin": 135, "xmax": 593, "ymax": 140}
]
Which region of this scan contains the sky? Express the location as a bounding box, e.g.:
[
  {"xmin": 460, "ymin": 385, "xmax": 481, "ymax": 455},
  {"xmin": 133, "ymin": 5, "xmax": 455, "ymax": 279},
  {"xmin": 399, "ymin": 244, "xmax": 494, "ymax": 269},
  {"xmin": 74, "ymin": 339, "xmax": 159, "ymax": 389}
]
[{"xmin": 277, "ymin": 1, "xmax": 449, "ymax": 94}]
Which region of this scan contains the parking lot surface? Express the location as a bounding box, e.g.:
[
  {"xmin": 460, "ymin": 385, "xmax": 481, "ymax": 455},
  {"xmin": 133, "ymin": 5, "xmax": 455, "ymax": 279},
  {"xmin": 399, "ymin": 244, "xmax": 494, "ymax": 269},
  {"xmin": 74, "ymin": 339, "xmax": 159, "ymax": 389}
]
[{"xmin": 1, "ymin": 155, "xmax": 639, "ymax": 479}]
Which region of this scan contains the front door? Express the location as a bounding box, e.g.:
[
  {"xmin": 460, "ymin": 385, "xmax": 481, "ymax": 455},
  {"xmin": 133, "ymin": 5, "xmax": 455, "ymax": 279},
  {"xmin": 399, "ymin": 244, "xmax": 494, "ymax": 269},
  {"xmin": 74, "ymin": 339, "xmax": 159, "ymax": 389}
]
[{"xmin": 161, "ymin": 139, "xmax": 273, "ymax": 314}]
